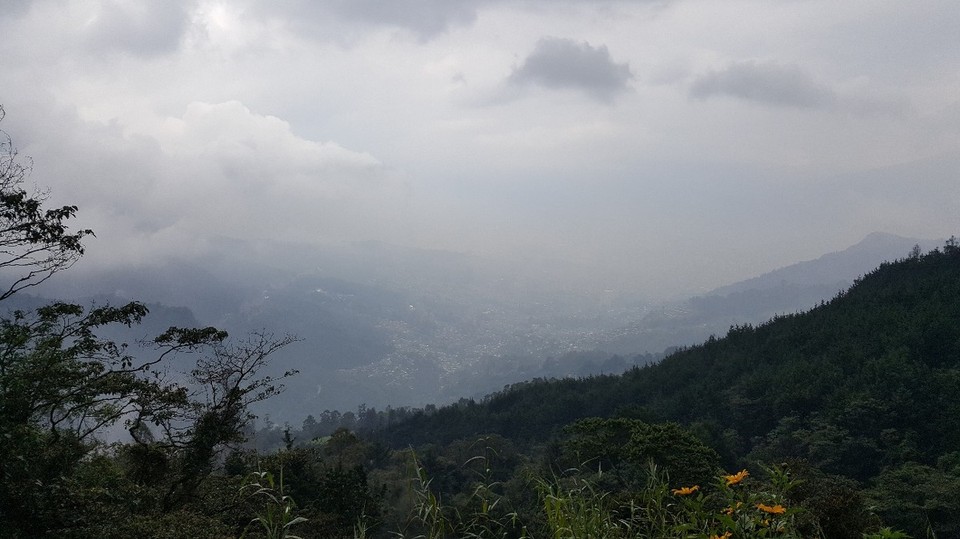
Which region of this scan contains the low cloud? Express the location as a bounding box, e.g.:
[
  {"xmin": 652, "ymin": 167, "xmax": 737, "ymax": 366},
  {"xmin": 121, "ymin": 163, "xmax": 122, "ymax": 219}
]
[
  {"xmin": 508, "ymin": 37, "xmax": 633, "ymax": 103},
  {"xmin": 144, "ymin": 101, "xmax": 392, "ymax": 245},
  {"xmin": 690, "ymin": 61, "xmax": 835, "ymax": 109},
  {"xmin": 13, "ymin": 100, "xmax": 404, "ymax": 267}
]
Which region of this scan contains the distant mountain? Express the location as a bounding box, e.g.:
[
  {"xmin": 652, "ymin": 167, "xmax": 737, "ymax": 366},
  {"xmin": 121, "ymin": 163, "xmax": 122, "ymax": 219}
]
[
  {"xmin": 710, "ymin": 231, "xmax": 935, "ymax": 296},
  {"xmin": 583, "ymin": 232, "xmax": 937, "ymax": 355}
]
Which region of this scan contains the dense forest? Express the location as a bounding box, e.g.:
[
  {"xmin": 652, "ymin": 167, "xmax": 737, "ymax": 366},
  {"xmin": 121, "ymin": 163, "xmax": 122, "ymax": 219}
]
[
  {"xmin": 267, "ymin": 241, "xmax": 960, "ymax": 538},
  {"xmin": 3, "ymin": 103, "xmax": 960, "ymax": 537}
]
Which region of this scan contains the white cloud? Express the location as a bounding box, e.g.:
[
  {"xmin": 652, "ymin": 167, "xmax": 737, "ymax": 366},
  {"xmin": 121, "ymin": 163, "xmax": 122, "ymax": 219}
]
[{"xmin": 5, "ymin": 99, "xmax": 401, "ymax": 267}]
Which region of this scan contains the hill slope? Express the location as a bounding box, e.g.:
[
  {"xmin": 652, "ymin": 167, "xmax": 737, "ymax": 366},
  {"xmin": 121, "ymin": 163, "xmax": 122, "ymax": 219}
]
[{"xmin": 382, "ymin": 242, "xmax": 960, "ymax": 479}]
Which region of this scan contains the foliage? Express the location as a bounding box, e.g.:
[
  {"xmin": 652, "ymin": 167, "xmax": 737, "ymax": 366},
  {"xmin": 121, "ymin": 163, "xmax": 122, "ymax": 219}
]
[
  {"xmin": 865, "ymin": 460, "xmax": 960, "ymax": 538},
  {"xmin": 0, "ymin": 108, "xmax": 298, "ymax": 537},
  {"xmin": 394, "ymin": 450, "xmax": 525, "ymax": 539},
  {"xmin": 776, "ymin": 459, "xmax": 879, "ymax": 539},
  {"xmin": 559, "ymin": 417, "xmax": 721, "ymax": 489},
  {"xmin": 0, "ymin": 105, "xmax": 93, "ymax": 300},
  {"xmin": 397, "ymin": 457, "xmax": 812, "ymax": 539},
  {"xmin": 242, "ymin": 469, "xmax": 309, "ymax": 539},
  {"xmin": 0, "ymin": 314, "xmax": 298, "ymax": 534},
  {"xmin": 227, "ymin": 441, "xmax": 385, "ymax": 539}
]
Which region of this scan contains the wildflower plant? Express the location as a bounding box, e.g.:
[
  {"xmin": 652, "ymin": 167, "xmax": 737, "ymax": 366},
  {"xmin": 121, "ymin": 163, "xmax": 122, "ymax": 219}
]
[
  {"xmin": 706, "ymin": 464, "xmax": 801, "ymax": 539},
  {"xmin": 536, "ymin": 462, "xmax": 805, "ymax": 539},
  {"xmin": 395, "ymin": 458, "xmax": 910, "ymax": 538}
]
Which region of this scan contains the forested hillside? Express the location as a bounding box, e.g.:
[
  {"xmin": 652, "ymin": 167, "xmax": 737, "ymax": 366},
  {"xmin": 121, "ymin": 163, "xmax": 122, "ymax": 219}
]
[{"xmin": 375, "ymin": 242, "xmax": 960, "ymax": 535}]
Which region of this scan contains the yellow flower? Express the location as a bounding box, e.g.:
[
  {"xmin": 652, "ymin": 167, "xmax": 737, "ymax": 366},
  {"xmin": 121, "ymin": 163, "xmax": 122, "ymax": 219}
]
[
  {"xmin": 709, "ymin": 532, "xmax": 732, "ymax": 539},
  {"xmin": 757, "ymin": 503, "xmax": 787, "ymax": 514},
  {"xmin": 671, "ymin": 485, "xmax": 699, "ymax": 496},
  {"xmin": 724, "ymin": 469, "xmax": 749, "ymax": 486},
  {"xmin": 722, "ymin": 501, "xmax": 743, "ymax": 515}
]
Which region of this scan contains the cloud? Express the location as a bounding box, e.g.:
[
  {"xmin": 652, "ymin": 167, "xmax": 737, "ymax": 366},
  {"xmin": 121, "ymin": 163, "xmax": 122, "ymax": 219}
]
[
  {"xmin": 158, "ymin": 101, "xmax": 380, "ymax": 179},
  {"xmin": 144, "ymin": 101, "xmax": 391, "ymax": 243},
  {"xmin": 244, "ymin": 0, "xmax": 483, "ymax": 42},
  {"xmin": 82, "ymin": 0, "xmax": 191, "ymax": 57},
  {"xmin": 690, "ymin": 61, "xmax": 835, "ymax": 109},
  {"xmin": 2, "ymin": 0, "xmax": 958, "ymax": 300},
  {"xmin": 508, "ymin": 37, "xmax": 633, "ymax": 103},
  {"xmin": 330, "ymin": 0, "xmax": 481, "ymax": 40},
  {"xmin": 11, "ymin": 100, "xmax": 403, "ymax": 267},
  {"xmin": 0, "ymin": 0, "xmax": 32, "ymax": 19}
]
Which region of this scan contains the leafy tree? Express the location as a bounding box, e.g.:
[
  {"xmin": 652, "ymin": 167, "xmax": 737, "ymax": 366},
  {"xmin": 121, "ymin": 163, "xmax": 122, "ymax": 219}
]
[
  {"xmin": 560, "ymin": 417, "xmax": 721, "ymax": 488},
  {"xmin": 0, "ymin": 105, "xmax": 92, "ymax": 300},
  {"xmin": 0, "ymin": 301, "xmax": 298, "ymax": 535},
  {"xmin": 780, "ymin": 459, "xmax": 880, "ymax": 539},
  {"xmin": 0, "ymin": 106, "xmax": 297, "ymax": 537},
  {"xmin": 866, "ymin": 461, "xmax": 960, "ymax": 538}
]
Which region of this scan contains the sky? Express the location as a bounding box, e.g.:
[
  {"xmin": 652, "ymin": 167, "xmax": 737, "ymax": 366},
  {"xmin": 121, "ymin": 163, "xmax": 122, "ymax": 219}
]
[{"xmin": 1, "ymin": 0, "xmax": 958, "ymax": 299}]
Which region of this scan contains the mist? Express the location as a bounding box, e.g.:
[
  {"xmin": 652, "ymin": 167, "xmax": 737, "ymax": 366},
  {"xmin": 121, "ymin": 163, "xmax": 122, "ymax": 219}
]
[{"xmin": 1, "ymin": 0, "xmax": 959, "ymax": 414}]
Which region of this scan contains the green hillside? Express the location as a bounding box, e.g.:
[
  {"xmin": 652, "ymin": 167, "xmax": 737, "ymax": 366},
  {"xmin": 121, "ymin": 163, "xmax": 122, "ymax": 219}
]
[
  {"xmin": 386, "ymin": 241, "xmax": 960, "ymax": 450},
  {"xmin": 377, "ymin": 241, "xmax": 960, "ymax": 535}
]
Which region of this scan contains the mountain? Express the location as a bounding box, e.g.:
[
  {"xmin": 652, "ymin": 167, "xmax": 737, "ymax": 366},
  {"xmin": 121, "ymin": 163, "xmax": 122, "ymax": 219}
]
[
  {"xmin": 581, "ymin": 232, "xmax": 936, "ymax": 355},
  {"xmin": 710, "ymin": 231, "xmax": 934, "ymax": 296}
]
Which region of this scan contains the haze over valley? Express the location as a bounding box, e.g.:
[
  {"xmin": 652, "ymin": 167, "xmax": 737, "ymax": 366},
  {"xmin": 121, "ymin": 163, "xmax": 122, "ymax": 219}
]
[{"xmin": 14, "ymin": 230, "xmax": 936, "ymax": 419}]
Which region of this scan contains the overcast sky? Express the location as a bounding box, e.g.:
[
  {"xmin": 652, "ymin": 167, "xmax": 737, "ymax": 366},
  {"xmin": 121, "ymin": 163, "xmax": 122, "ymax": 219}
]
[{"xmin": 1, "ymin": 0, "xmax": 958, "ymax": 298}]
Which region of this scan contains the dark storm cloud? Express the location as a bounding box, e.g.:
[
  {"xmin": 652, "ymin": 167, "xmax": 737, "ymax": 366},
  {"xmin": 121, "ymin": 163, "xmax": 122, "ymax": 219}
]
[
  {"xmin": 83, "ymin": 1, "xmax": 191, "ymax": 57},
  {"xmin": 690, "ymin": 61, "xmax": 836, "ymax": 109},
  {"xmin": 508, "ymin": 37, "xmax": 633, "ymax": 103}
]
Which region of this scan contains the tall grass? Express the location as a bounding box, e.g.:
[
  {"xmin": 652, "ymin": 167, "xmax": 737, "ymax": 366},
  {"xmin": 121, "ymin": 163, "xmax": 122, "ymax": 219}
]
[
  {"xmin": 241, "ymin": 468, "xmax": 309, "ymax": 539},
  {"xmin": 397, "ymin": 457, "xmax": 829, "ymax": 539}
]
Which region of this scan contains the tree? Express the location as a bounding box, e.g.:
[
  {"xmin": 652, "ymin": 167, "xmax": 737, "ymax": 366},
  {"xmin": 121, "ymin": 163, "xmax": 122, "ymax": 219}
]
[
  {"xmin": 867, "ymin": 461, "xmax": 960, "ymax": 538},
  {"xmin": 0, "ymin": 106, "xmax": 298, "ymax": 537},
  {"xmin": 0, "ymin": 105, "xmax": 92, "ymax": 300},
  {"xmin": 0, "ymin": 302, "xmax": 204, "ymax": 533},
  {"xmin": 153, "ymin": 329, "xmax": 300, "ymax": 511},
  {"xmin": 0, "ymin": 303, "xmax": 300, "ymax": 535},
  {"xmin": 560, "ymin": 417, "xmax": 721, "ymax": 488}
]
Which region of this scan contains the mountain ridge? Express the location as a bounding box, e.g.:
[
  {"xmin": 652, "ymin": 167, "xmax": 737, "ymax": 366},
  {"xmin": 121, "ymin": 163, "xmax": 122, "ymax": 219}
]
[{"xmin": 709, "ymin": 231, "xmax": 936, "ymax": 296}]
